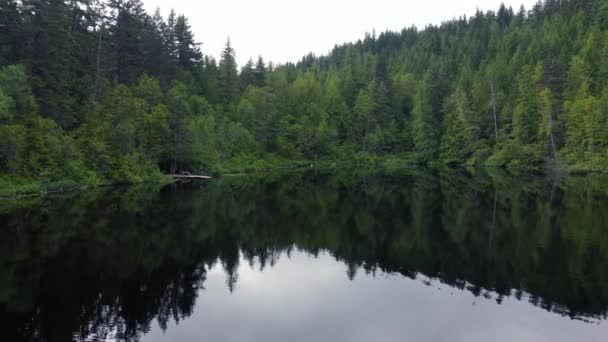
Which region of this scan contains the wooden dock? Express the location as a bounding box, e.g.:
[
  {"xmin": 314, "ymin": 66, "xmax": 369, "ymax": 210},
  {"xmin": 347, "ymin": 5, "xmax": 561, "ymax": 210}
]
[{"xmin": 169, "ymin": 174, "xmax": 213, "ymax": 180}]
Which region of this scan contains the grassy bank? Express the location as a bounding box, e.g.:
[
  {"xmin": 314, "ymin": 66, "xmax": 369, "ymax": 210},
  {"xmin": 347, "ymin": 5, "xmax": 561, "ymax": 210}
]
[
  {"xmin": 2, "ymin": 151, "xmax": 606, "ymax": 200},
  {"xmin": 0, "ymin": 173, "xmax": 173, "ymax": 199}
]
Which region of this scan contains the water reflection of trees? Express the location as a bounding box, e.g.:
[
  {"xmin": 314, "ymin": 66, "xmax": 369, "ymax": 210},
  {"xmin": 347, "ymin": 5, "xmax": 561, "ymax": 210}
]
[{"xmin": 1, "ymin": 169, "xmax": 608, "ymax": 341}]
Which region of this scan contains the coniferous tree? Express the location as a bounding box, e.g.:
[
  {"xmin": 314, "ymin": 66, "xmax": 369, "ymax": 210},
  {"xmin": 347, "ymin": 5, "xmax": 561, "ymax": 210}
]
[
  {"xmin": 218, "ymin": 38, "xmax": 239, "ymax": 105},
  {"xmin": 512, "ymin": 64, "xmax": 543, "ymax": 146},
  {"xmin": 24, "ymin": 0, "xmax": 79, "ymax": 128},
  {"xmin": 240, "ymin": 58, "xmax": 255, "ymax": 91},
  {"xmin": 174, "ymin": 14, "xmax": 202, "ymax": 71},
  {"xmin": 537, "ymin": 88, "xmax": 557, "ymax": 159},
  {"xmin": 201, "ymin": 56, "xmax": 221, "ymax": 105},
  {"xmin": 0, "ymin": 0, "xmax": 26, "ymax": 66},
  {"xmin": 440, "ymin": 88, "xmax": 477, "ymax": 164},
  {"xmin": 165, "ymin": 9, "xmax": 177, "ymax": 63},
  {"xmin": 412, "ymin": 65, "xmax": 445, "ymax": 162},
  {"xmin": 141, "ymin": 7, "xmax": 170, "ymax": 83},
  {"xmin": 253, "ymin": 55, "xmax": 267, "ymax": 87},
  {"xmin": 109, "ymin": 0, "xmax": 147, "ymax": 84}
]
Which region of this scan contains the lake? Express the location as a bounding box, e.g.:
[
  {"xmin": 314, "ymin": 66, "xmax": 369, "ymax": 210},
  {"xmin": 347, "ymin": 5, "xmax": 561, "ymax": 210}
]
[{"xmin": 1, "ymin": 168, "xmax": 608, "ymax": 341}]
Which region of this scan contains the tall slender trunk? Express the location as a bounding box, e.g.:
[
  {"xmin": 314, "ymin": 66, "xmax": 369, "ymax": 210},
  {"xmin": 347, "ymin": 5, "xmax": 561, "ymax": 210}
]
[
  {"xmin": 93, "ymin": 0, "xmax": 104, "ymax": 100},
  {"xmin": 549, "ymin": 117, "xmax": 557, "ymax": 159},
  {"xmin": 93, "ymin": 24, "xmax": 103, "ymax": 100},
  {"xmin": 489, "ymin": 80, "xmax": 499, "ymax": 141},
  {"xmin": 172, "ymin": 127, "xmax": 178, "ymax": 174}
]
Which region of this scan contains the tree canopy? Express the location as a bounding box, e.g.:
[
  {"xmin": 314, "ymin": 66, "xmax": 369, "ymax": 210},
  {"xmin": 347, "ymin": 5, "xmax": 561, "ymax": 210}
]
[{"xmin": 1, "ymin": 0, "xmax": 608, "ymax": 192}]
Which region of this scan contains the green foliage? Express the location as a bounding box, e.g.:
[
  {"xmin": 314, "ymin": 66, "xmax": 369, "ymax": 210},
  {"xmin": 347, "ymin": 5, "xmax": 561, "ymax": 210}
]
[
  {"xmin": 2, "ymin": 0, "xmax": 608, "ymax": 196},
  {"xmin": 562, "ymin": 84, "xmax": 608, "ymax": 171},
  {"xmin": 217, "ymin": 120, "xmax": 256, "ymax": 163},
  {"xmin": 173, "ymin": 15, "xmax": 202, "ymax": 71},
  {"xmin": 218, "ymin": 38, "xmax": 240, "ymax": 105},
  {"xmin": 486, "ymin": 140, "xmax": 535, "ymax": 171},
  {"xmin": 440, "ymin": 88, "xmax": 478, "ymax": 164},
  {"xmin": 182, "ymin": 113, "xmax": 219, "ymax": 171},
  {"xmin": 111, "ymin": 152, "xmax": 164, "ymax": 183},
  {"xmin": 0, "ymin": 65, "xmax": 37, "ymax": 121},
  {"xmin": 0, "ymin": 124, "xmax": 26, "ymax": 174},
  {"xmin": 0, "ymin": 89, "xmax": 14, "ymax": 123},
  {"xmin": 142, "ymin": 104, "xmax": 171, "ymax": 161},
  {"xmin": 512, "ymin": 64, "xmax": 543, "ymax": 146},
  {"xmin": 412, "ymin": 76, "xmax": 439, "ymax": 162},
  {"xmin": 240, "ymin": 58, "xmax": 256, "ymax": 91}
]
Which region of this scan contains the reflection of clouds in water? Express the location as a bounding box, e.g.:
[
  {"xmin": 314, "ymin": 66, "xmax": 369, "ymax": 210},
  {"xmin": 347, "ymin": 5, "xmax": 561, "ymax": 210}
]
[{"xmin": 143, "ymin": 251, "xmax": 608, "ymax": 342}]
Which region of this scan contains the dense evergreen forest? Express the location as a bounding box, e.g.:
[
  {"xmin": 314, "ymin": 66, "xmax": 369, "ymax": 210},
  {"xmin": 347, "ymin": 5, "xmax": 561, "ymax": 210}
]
[{"xmin": 1, "ymin": 0, "xmax": 608, "ymax": 194}]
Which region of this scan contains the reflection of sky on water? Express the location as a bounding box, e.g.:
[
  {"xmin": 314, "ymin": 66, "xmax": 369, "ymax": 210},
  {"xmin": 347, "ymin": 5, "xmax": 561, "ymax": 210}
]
[{"xmin": 143, "ymin": 250, "xmax": 608, "ymax": 342}]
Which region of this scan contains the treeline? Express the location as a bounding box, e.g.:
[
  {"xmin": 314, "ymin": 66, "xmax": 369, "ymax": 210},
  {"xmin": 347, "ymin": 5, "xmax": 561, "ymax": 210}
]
[
  {"xmin": 1, "ymin": 0, "xmax": 258, "ymax": 190},
  {"xmin": 1, "ymin": 0, "xmax": 608, "ymax": 191},
  {"xmin": 285, "ymin": 0, "xmax": 608, "ymax": 171}
]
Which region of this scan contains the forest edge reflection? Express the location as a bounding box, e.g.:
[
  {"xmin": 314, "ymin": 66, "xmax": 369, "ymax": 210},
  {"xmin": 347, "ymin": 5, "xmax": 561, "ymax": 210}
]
[{"xmin": 1, "ymin": 167, "xmax": 608, "ymax": 341}]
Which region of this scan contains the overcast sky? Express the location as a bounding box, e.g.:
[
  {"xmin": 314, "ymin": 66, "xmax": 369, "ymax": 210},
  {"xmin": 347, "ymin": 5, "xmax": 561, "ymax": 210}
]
[{"xmin": 141, "ymin": 0, "xmax": 538, "ymax": 67}]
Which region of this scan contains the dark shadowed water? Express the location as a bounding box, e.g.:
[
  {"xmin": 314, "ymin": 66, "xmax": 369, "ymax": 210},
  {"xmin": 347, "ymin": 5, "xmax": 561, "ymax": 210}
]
[{"xmin": 1, "ymin": 168, "xmax": 608, "ymax": 341}]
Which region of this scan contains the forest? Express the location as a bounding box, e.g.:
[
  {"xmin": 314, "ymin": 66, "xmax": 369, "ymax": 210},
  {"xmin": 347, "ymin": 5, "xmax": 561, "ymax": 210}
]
[{"xmin": 1, "ymin": 0, "xmax": 608, "ymax": 194}]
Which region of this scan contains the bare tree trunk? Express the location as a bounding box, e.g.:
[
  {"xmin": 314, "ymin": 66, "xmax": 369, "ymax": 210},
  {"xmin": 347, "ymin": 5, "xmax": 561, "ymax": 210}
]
[
  {"xmin": 93, "ymin": 0, "xmax": 104, "ymax": 100},
  {"xmin": 172, "ymin": 127, "xmax": 178, "ymax": 174},
  {"xmin": 221, "ymin": 135, "xmax": 238, "ymax": 162},
  {"xmin": 549, "ymin": 117, "xmax": 557, "ymax": 158},
  {"xmin": 490, "ymin": 80, "xmax": 499, "ymax": 141},
  {"xmin": 93, "ymin": 25, "xmax": 103, "ymax": 99}
]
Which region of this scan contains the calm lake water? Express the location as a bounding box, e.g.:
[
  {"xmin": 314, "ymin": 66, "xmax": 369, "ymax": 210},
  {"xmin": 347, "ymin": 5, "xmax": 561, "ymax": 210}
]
[{"xmin": 1, "ymin": 168, "xmax": 608, "ymax": 341}]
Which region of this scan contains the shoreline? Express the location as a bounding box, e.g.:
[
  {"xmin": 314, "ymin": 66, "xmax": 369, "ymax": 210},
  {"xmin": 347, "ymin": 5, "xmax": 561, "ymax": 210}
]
[{"xmin": 1, "ymin": 157, "xmax": 606, "ymax": 201}]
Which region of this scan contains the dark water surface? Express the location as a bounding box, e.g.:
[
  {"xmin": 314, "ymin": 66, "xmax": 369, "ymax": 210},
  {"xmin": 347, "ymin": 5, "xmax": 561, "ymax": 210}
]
[{"xmin": 1, "ymin": 168, "xmax": 608, "ymax": 341}]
